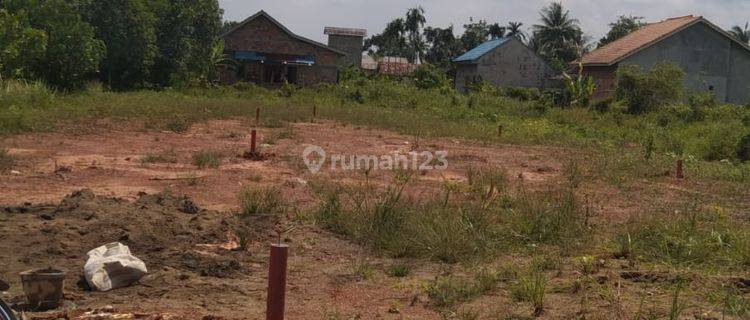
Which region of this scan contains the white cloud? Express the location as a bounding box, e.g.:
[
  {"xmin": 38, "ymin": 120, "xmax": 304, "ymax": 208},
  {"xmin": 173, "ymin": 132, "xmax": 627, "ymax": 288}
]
[{"xmin": 219, "ymin": 0, "xmax": 750, "ymax": 45}]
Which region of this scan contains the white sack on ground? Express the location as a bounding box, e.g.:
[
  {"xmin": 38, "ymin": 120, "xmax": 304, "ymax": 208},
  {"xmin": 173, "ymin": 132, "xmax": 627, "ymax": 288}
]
[{"xmin": 84, "ymin": 242, "xmax": 147, "ymax": 291}]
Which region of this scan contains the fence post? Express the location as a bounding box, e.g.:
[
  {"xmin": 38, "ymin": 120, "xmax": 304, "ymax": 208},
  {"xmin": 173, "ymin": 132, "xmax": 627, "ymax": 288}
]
[
  {"xmin": 266, "ymin": 244, "xmax": 289, "ymax": 320},
  {"xmin": 250, "ymin": 129, "xmax": 257, "ymax": 155}
]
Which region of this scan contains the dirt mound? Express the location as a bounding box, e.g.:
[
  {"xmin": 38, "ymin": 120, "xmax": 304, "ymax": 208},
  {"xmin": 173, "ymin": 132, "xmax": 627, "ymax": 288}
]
[{"xmin": 0, "ymin": 189, "xmax": 265, "ymax": 297}]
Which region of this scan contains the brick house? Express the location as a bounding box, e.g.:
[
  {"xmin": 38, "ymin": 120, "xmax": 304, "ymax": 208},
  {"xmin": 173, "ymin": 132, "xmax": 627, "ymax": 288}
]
[
  {"xmin": 453, "ymin": 37, "xmax": 557, "ymax": 93},
  {"xmin": 220, "ymin": 11, "xmax": 347, "ymax": 86},
  {"xmin": 580, "ymin": 15, "xmax": 750, "ymax": 104}
]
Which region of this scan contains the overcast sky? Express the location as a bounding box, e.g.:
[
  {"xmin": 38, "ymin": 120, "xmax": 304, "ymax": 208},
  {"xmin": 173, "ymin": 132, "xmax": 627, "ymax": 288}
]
[{"xmin": 218, "ymin": 0, "xmax": 749, "ymax": 45}]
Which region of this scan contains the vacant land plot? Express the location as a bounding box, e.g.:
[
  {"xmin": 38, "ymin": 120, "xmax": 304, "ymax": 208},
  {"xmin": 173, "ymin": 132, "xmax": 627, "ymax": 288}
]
[{"xmin": 1, "ymin": 117, "xmax": 748, "ymax": 319}]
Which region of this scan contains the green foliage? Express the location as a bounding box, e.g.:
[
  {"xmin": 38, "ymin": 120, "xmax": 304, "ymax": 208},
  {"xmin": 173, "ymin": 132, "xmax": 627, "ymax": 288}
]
[
  {"xmin": 412, "ymin": 63, "xmax": 450, "ymax": 90},
  {"xmin": 426, "ymin": 269, "xmax": 500, "ymax": 307},
  {"xmin": 315, "ymin": 170, "xmax": 589, "ymax": 262},
  {"xmin": 598, "ymin": 15, "xmax": 645, "ymax": 47},
  {"xmin": 616, "ymin": 63, "xmax": 685, "ymax": 114},
  {"xmin": 738, "ymin": 132, "xmax": 750, "ymax": 162},
  {"xmin": 3, "ymin": 0, "xmax": 105, "ymax": 90},
  {"xmin": 82, "ymin": 0, "xmax": 157, "ymax": 90},
  {"xmin": 238, "ymin": 186, "xmax": 284, "ymax": 216},
  {"xmin": 192, "ymin": 150, "xmax": 222, "ymax": 168},
  {"xmin": 532, "ymin": 2, "xmax": 583, "ymax": 64},
  {"xmin": 386, "ymin": 263, "xmax": 411, "ymax": 277},
  {"xmin": 509, "ymin": 267, "xmax": 547, "ymax": 316},
  {"xmin": 148, "ymin": 0, "xmax": 223, "ymax": 87},
  {"xmin": 564, "ymin": 65, "xmax": 596, "ymax": 108},
  {"xmin": 0, "ymin": 8, "xmax": 47, "ymax": 80},
  {"xmin": 614, "ymin": 202, "xmax": 750, "ymax": 270}
]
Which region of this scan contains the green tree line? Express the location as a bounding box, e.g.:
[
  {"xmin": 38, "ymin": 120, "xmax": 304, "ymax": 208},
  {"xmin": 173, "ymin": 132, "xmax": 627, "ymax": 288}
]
[
  {"xmin": 366, "ymin": 2, "xmax": 749, "ymax": 72},
  {"xmin": 0, "ymin": 0, "xmax": 222, "ymax": 91}
]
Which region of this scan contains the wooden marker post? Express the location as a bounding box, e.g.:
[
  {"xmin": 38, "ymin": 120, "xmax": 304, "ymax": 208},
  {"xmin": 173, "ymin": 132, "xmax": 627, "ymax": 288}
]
[
  {"xmin": 266, "ymin": 244, "xmax": 289, "ymax": 320},
  {"xmin": 676, "ymin": 159, "xmax": 684, "ymax": 180},
  {"xmin": 250, "ymin": 129, "xmax": 257, "ymax": 155}
]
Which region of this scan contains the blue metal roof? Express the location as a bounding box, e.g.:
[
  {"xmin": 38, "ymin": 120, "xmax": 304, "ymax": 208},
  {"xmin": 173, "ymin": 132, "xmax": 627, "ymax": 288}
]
[{"xmin": 453, "ymin": 37, "xmax": 511, "ymax": 62}]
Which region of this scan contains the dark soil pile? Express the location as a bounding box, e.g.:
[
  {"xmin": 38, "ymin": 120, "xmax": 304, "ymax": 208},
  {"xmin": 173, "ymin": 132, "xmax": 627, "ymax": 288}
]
[{"xmin": 0, "ymin": 189, "xmax": 266, "ymax": 306}]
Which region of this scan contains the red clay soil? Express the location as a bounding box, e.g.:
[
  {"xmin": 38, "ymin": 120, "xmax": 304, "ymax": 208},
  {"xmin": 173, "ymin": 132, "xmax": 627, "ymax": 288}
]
[{"xmin": 1, "ymin": 119, "xmax": 741, "ymax": 319}]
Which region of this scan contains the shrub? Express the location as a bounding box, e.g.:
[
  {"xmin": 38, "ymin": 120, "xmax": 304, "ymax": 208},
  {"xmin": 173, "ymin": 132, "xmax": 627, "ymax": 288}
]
[
  {"xmin": 502, "ymin": 87, "xmax": 541, "ymax": 101},
  {"xmin": 192, "ymin": 150, "xmax": 223, "ymax": 168},
  {"xmin": 737, "ymin": 132, "xmax": 750, "ymax": 162},
  {"xmin": 510, "ymin": 267, "xmax": 547, "ymax": 316},
  {"xmin": 426, "ymin": 269, "xmax": 500, "ymax": 307},
  {"xmin": 412, "ymin": 63, "xmax": 450, "ymax": 90},
  {"xmin": 616, "ymin": 62, "xmax": 684, "ymax": 114},
  {"xmin": 614, "ymin": 202, "xmax": 750, "ymax": 269},
  {"xmin": 140, "ymin": 150, "xmax": 177, "ymax": 164},
  {"xmin": 592, "ymin": 97, "xmax": 613, "ymax": 113},
  {"xmin": 238, "ymin": 186, "xmax": 284, "ymax": 215},
  {"xmin": 386, "ymin": 263, "xmax": 411, "ymax": 277}
]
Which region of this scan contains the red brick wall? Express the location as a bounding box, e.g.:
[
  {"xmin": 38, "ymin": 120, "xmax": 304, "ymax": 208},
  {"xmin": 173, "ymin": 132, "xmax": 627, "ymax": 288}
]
[
  {"xmin": 222, "ymin": 15, "xmax": 343, "ymax": 85},
  {"xmin": 583, "ymin": 66, "xmax": 617, "ymax": 100}
]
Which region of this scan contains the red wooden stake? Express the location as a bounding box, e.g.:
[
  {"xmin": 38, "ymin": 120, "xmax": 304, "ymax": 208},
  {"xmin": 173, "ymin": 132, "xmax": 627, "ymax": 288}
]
[
  {"xmin": 266, "ymin": 244, "xmax": 289, "ymax": 320},
  {"xmin": 676, "ymin": 159, "xmax": 684, "ymax": 179},
  {"xmin": 313, "ymin": 105, "xmax": 317, "ymax": 117},
  {"xmin": 256, "ymin": 107, "xmax": 261, "ymax": 123},
  {"xmin": 250, "ymin": 129, "xmax": 257, "ymax": 155},
  {"xmin": 497, "ymin": 125, "xmax": 503, "ymax": 137}
]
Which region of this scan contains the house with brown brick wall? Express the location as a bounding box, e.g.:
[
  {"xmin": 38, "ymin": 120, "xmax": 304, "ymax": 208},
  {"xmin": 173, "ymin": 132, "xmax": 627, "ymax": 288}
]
[
  {"xmin": 220, "ymin": 11, "xmax": 347, "ymax": 86},
  {"xmin": 580, "ymin": 15, "xmax": 750, "ymax": 104}
]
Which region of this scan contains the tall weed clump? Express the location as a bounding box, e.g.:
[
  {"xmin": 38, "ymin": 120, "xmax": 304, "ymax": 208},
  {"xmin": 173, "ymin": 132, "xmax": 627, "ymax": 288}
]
[
  {"xmin": 613, "ymin": 201, "xmax": 750, "ymax": 269},
  {"xmin": 616, "ymin": 62, "xmax": 684, "ymax": 114},
  {"xmin": 314, "ymin": 167, "xmax": 589, "ymax": 262}
]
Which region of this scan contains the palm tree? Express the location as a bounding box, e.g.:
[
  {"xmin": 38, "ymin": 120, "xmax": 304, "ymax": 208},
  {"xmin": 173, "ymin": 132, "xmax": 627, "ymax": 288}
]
[
  {"xmin": 488, "ymin": 23, "xmax": 506, "ymax": 39},
  {"xmin": 729, "ymin": 23, "xmax": 749, "ymax": 44},
  {"xmin": 405, "ymin": 6, "xmax": 426, "ymax": 63},
  {"xmin": 532, "ymin": 2, "xmax": 583, "ymax": 63},
  {"xmin": 506, "ymin": 21, "xmax": 527, "ymax": 41}
]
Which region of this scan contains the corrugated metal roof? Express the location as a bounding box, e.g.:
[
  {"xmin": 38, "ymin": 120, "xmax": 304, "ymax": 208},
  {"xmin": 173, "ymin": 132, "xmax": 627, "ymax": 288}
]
[{"xmin": 453, "ymin": 37, "xmax": 511, "ymax": 63}]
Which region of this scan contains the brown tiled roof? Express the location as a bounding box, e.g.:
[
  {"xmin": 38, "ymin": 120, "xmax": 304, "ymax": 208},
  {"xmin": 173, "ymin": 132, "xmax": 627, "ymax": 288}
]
[{"xmin": 581, "ymin": 15, "xmax": 701, "ymax": 66}]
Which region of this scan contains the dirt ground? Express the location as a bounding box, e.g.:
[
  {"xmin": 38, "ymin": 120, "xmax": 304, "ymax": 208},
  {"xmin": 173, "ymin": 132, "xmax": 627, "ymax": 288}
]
[{"xmin": 0, "ymin": 119, "xmax": 745, "ymax": 319}]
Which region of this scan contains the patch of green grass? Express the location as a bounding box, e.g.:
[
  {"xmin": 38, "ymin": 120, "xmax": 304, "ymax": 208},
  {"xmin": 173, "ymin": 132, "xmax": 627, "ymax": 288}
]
[
  {"xmin": 509, "ymin": 267, "xmax": 547, "ymax": 316},
  {"xmin": 386, "ymin": 263, "xmax": 411, "ymax": 278},
  {"xmin": 192, "ymin": 150, "xmax": 223, "ymax": 169},
  {"xmin": 314, "ymin": 172, "xmax": 590, "ymax": 263},
  {"xmin": 426, "ymin": 268, "xmax": 500, "ymax": 308},
  {"xmin": 353, "ymin": 260, "xmax": 376, "ymax": 280},
  {"xmin": 238, "ymin": 186, "xmax": 284, "ymax": 215},
  {"xmin": 140, "ymin": 150, "xmax": 178, "ymax": 164},
  {"xmin": 0, "ymin": 148, "xmax": 14, "ymax": 172},
  {"xmin": 613, "ymin": 201, "xmax": 750, "ymax": 271}
]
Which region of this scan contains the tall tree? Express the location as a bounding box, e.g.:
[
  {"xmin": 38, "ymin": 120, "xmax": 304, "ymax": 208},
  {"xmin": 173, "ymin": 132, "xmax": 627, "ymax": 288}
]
[
  {"xmin": 532, "ymin": 2, "xmax": 583, "ymax": 64},
  {"xmin": 83, "ymin": 0, "xmax": 157, "ymax": 89},
  {"xmin": 149, "ymin": 0, "xmax": 222, "ymax": 86},
  {"xmin": 423, "ymin": 25, "xmax": 463, "ymax": 68},
  {"xmin": 729, "ymin": 23, "xmax": 749, "ymax": 44},
  {"xmin": 364, "ymin": 18, "xmax": 410, "ymax": 58},
  {"xmin": 488, "ymin": 23, "xmax": 506, "ymax": 39},
  {"xmin": 0, "ymin": 8, "xmax": 47, "ymax": 80},
  {"xmin": 3, "ymin": 0, "xmax": 105, "ymax": 90},
  {"xmin": 506, "ymin": 21, "xmax": 526, "ymax": 42},
  {"xmin": 598, "ymin": 15, "xmax": 644, "ymax": 47},
  {"xmin": 405, "ymin": 6, "xmax": 426, "ymax": 63},
  {"xmin": 460, "ymin": 18, "xmax": 491, "ymax": 50}
]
